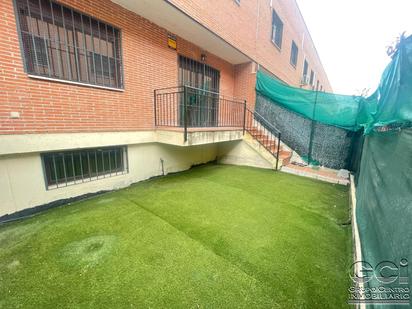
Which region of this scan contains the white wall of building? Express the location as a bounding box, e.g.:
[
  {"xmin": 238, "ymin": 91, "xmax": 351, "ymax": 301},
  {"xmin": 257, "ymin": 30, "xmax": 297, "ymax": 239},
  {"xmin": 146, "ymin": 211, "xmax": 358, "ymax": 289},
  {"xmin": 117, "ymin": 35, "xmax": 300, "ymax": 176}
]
[
  {"xmin": 0, "ymin": 130, "xmax": 278, "ymax": 218},
  {"xmin": 0, "ymin": 142, "xmax": 218, "ymax": 217}
]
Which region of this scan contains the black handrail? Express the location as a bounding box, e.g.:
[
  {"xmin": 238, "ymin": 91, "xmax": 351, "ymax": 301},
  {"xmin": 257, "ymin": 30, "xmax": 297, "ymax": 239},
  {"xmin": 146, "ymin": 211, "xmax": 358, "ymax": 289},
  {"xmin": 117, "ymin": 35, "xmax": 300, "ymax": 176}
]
[
  {"xmin": 154, "ymin": 85, "xmax": 246, "ymax": 141},
  {"xmin": 244, "ymin": 107, "xmax": 282, "ymax": 170},
  {"xmin": 154, "ymin": 86, "xmax": 283, "ymax": 170},
  {"xmin": 246, "ymin": 107, "xmax": 281, "ymax": 135}
]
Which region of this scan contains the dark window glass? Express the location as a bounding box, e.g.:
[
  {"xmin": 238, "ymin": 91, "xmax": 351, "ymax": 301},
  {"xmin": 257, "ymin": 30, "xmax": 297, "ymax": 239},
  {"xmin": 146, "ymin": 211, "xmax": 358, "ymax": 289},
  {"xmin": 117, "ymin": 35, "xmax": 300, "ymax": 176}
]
[
  {"xmin": 42, "ymin": 146, "xmax": 127, "ymax": 189},
  {"xmin": 309, "ymin": 70, "xmax": 315, "ymax": 85},
  {"xmin": 271, "ymin": 10, "xmax": 283, "ymax": 48},
  {"xmin": 290, "ymin": 41, "xmax": 298, "ymax": 67},
  {"xmin": 14, "ymin": 0, "xmax": 123, "ymax": 88},
  {"xmin": 303, "ymin": 60, "xmax": 308, "ymax": 78}
]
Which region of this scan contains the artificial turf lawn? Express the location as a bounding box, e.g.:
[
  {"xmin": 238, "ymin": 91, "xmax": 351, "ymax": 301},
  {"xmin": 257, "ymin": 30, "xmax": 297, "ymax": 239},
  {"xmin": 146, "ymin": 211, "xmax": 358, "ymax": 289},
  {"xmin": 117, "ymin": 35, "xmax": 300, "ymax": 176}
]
[{"xmin": 0, "ymin": 164, "xmax": 351, "ymax": 308}]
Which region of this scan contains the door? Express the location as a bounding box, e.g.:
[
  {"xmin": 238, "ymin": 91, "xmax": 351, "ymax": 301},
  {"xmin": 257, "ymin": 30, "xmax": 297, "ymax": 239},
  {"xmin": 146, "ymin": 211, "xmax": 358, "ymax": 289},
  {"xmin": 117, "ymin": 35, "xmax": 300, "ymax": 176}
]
[{"xmin": 178, "ymin": 55, "xmax": 220, "ymax": 127}]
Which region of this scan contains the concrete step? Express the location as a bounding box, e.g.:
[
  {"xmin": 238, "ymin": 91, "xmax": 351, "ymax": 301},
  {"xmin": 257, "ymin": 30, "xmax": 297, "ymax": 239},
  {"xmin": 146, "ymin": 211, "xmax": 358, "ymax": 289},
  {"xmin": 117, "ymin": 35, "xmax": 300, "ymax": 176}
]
[{"xmin": 279, "ymin": 151, "xmax": 292, "ymax": 166}]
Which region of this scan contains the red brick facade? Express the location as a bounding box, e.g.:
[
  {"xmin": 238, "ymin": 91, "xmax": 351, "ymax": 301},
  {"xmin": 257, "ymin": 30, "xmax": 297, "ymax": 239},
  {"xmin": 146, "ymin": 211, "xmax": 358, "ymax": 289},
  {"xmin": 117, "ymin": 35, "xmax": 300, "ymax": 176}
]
[
  {"xmin": 0, "ymin": 0, "xmax": 330, "ymax": 135},
  {"xmin": 170, "ymin": 0, "xmax": 331, "ymax": 89}
]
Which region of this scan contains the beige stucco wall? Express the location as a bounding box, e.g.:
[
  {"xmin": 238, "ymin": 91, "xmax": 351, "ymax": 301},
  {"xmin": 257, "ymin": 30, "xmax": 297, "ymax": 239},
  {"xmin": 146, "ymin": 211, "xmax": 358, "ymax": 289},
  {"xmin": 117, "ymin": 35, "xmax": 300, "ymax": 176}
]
[
  {"xmin": 0, "ymin": 142, "xmax": 218, "ymax": 217},
  {"xmin": 0, "ymin": 130, "xmax": 279, "ymax": 218},
  {"xmin": 217, "ymin": 140, "xmax": 273, "ymax": 169},
  {"xmin": 0, "ymin": 130, "xmax": 243, "ymax": 156}
]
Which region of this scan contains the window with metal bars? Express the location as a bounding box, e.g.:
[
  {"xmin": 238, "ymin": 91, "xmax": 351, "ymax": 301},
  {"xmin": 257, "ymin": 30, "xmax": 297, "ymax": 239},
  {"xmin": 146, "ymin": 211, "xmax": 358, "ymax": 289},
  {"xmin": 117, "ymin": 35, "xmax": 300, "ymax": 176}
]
[
  {"xmin": 42, "ymin": 146, "xmax": 128, "ymax": 190},
  {"xmin": 14, "ymin": 0, "xmax": 123, "ymax": 89}
]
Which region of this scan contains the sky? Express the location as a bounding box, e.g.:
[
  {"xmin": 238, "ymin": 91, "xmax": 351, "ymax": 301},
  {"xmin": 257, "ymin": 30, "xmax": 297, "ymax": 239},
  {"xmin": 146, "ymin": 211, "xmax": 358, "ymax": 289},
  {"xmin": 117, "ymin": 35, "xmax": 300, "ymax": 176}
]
[{"xmin": 296, "ymin": 0, "xmax": 412, "ymax": 95}]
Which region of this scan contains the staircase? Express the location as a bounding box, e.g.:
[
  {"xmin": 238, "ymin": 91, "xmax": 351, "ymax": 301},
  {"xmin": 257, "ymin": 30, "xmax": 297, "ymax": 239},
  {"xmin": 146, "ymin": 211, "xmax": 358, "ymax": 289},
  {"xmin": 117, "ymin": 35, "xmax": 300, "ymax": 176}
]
[{"xmin": 244, "ymin": 107, "xmax": 293, "ymax": 169}]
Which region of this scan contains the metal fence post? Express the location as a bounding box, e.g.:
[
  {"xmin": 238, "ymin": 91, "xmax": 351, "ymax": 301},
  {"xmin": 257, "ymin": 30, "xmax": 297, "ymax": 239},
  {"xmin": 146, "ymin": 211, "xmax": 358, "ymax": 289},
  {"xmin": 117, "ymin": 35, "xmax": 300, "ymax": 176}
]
[
  {"xmin": 308, "ymin": 90, "xmax": 319, "ymax": 164},
  {"xmin": 243, "ymin": 100, "xmax": 247, "ymax": 135},
  {"xmin": 276, "ymin": 132, "xmax": 281, "ymax": 171},
  {"xmin": 184, "ymin": 86, "xmax": 188, "ymax": 142},
  {"xmin": 154, "ymin": 89, "xmax": 157, "ymax": 127}
]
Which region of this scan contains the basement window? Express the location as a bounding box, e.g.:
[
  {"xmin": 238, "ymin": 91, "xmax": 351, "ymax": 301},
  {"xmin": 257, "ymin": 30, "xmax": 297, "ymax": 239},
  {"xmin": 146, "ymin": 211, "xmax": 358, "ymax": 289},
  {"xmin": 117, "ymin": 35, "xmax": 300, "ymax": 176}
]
[
  {"xmin": 42, "ymin": 146, "xmax": 128, "ymax": 190},
  {"xmin": 14, "ymin": 0, "xmax": 123, "ymax": 89}
]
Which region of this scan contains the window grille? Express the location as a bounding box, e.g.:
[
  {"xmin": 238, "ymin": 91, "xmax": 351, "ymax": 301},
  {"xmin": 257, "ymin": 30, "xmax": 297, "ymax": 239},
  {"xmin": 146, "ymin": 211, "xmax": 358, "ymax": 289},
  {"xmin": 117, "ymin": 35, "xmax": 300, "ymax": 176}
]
[
  {"xmin": 42, "ymin": 146, "xmax": 128, "ymax": 190},
  {"xmin": 14, "ymin": 0, "xmax": 123, "ymax": 89}
]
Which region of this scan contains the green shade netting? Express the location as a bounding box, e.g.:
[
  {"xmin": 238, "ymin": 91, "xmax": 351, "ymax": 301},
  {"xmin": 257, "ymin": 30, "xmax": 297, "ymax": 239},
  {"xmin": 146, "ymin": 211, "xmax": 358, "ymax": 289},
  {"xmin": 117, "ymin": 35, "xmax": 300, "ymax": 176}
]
[
  {"xmin": 256, "ymin": 71, "xmax": 362, "ymax": 131},
  {"xmin": 355, "ymin": 128, "xmax": 412, "ymax": 308},
  {"xmin": 255, "ymin": 35, "xmax": 412, "ymax": 134}
]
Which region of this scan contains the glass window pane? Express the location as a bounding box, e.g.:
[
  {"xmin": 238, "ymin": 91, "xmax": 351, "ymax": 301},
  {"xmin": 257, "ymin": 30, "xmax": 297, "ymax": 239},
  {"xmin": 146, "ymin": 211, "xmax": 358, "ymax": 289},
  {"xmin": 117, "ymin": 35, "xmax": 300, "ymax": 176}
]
[{"xmin": 14, "ymin": 0, "xmax": 122, "ymax": 88}]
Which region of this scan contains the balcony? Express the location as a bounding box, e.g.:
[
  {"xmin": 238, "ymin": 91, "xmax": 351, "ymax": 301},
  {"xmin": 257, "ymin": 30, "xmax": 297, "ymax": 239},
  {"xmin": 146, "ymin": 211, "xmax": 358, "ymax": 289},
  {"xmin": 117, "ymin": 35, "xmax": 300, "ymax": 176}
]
[
  {"xmin": 154, "ymin": 86, "xmax": 286, "ymax": 169},
  {"xmin": 154, "ymin": 86, "xmax": 246, "ymax": 143}
]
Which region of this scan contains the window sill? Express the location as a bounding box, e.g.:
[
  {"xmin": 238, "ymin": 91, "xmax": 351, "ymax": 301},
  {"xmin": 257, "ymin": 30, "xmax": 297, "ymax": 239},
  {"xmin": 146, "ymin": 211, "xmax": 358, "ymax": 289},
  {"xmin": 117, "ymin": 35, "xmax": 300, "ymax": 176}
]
[
  {"xmin": 271, "ymin": 40, "xmax": 282, "ymax": 52},
  {"xmin": 290, "ymin": 63, "xmax": 297, "ymax": 69},
  {"xmin": 28, "ymin": 75, "xmax": 125, "ymax": 92},
  {"xmin": 46, "ymin": 171, "xmax": 128, "ymax": 190}
]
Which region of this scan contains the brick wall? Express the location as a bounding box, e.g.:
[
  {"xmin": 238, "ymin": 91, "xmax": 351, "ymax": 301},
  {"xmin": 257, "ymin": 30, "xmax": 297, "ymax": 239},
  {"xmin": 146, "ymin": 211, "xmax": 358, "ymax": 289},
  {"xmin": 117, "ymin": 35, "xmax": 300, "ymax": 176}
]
[
  {"xmin": 0, "ymin": 0, "xmax": 237, "ymax": 134},
  {"xmin": 234, "ymin": 62, "xmax": 256, "ymax": 108},
  {"xmin": 169, "ymin": 0, "xmax": 332, "ymax": 91},
  {"xmin": 0, "ymin": 0, "xmax": 331, "ymax": 135}
]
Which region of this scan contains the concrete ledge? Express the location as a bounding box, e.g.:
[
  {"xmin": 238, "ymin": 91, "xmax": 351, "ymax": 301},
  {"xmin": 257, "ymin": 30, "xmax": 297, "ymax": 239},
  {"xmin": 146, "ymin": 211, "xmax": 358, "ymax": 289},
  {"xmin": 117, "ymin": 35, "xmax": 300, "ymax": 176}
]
[
  {"xmin": 156, "ymin": 129, "xmax": 243, "ymax": 146},
  {"xmin": 0, "ymin": 131, "xmax": 156, "ymax": 156},
  {"xmin": 0, "ymin": 129, "xmax": 245, "ymax": 156},
  {"xmin": 280, "ymin": 165, "xmax": 350, "ymax": 185}
]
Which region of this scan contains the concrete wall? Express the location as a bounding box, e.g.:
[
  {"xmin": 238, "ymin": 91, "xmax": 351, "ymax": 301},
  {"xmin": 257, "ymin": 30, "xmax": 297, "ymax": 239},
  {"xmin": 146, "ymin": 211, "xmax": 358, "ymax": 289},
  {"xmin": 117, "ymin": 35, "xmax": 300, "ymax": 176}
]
[
  {"xmin": 218, "ymin": 140, "xmax": 273, "ymax": 169},
  {"xmin": 0, "ymin": 142, "xmax": 218, "ymax": 217}
]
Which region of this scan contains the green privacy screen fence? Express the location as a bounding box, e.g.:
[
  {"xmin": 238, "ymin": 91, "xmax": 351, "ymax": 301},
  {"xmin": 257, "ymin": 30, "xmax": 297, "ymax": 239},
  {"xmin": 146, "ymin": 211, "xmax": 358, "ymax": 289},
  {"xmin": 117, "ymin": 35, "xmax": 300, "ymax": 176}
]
[
  {"xmin": 256, "ymin": 36, "xmax": 412, "ymax": 134},
  {"xmin": 255, "ymin": 94, "xmax": 361, "ymax": 169},
  {"xmin": 355, "ymin": 35, "xmax": 412, "ymax": 308},
  {"xmin": 255, "ymin": 35, "xmax": 412, "ymax": 170},
  {"xmin": 255, "ymin": 69, "xmax": 365, "ymax": 170},
  {"xmin": 355, "ymin": 128, "xmax": 412, "ymax": 308},
  {"xmin": 256, "ymin": 34, "xmax": 412, "ymax": 307}
]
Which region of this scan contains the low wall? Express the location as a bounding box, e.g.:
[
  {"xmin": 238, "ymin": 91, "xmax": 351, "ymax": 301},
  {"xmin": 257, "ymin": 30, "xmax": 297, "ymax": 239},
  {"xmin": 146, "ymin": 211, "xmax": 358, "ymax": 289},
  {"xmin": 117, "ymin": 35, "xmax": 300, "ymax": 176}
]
[{"xmin": 0, "ymin": 143, "xmax": 218, "ymax": 218}]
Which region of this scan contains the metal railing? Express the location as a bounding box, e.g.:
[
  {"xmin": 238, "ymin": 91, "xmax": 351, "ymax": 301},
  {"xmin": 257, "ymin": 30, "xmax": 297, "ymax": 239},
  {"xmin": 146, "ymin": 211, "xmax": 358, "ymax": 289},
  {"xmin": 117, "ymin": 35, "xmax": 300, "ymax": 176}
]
[
  {"xmin": 244, "ymin": 107, "xmax": 282, "ymax": 170},
  {"xmin": 154, "ymin": 86, "xmax": 282, "ymax": 169},
  {"xmin": 154, "ymin": 86, "xmax": 246, "ymax": 141}
]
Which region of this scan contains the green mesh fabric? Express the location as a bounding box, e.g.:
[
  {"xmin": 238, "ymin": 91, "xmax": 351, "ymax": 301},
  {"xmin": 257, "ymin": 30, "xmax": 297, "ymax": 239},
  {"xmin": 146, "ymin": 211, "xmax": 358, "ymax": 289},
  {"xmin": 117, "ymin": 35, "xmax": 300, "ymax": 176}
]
[
  {"xmin": 255, "ymin": 94, "xmax": 359, "ymax": 169},
  {"xmin": 256, "ymin": 71, "xmax": 362, "ymax": 131},
  {"xmin": 353, "ymin": 36, "xmax": 412, "ymax": 308},
  {"xmin": 255, "ymin": 35, "xmax": 412, "ymax": 170},
  {"xmin": 355, "ymin": 128, "xmax": 412, "ymax": 308},
  {"xmin": 255, "ymin": 36, "xmax": 412, "ymax": 134}
]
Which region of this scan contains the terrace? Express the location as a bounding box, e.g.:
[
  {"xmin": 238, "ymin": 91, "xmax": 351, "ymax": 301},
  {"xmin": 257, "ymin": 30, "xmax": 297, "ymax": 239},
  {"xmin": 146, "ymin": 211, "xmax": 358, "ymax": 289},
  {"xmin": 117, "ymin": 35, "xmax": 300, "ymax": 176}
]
[{"xmin": 0, "ymin": 164, "xmax": 351, "ymax": 308}]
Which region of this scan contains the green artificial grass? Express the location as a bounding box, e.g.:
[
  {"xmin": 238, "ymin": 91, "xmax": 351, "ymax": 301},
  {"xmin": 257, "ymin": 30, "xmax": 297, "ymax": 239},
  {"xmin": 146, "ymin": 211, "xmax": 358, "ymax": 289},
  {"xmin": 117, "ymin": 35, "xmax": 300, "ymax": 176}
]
[{"xmin": 0, "ymin": 164, "xmax": 351, "ymax": 308}]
